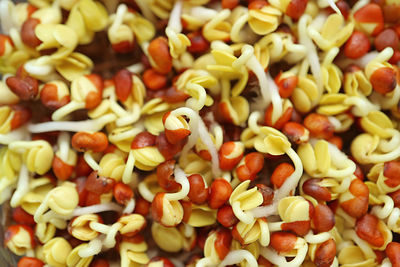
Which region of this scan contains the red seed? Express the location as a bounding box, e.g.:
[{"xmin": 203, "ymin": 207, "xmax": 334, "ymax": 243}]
[
  {"xmin": 281, "ymin": 221, "xmax": 311, "ymax": 236},
  {"xmin": 383, "ymin": 4, "xmax": 400, "ymax": 23},
  {"xmin": 374, "ymin": 28, "xmax": 399, "ymax": 51},
  {"xmin": 282, "ymin": 121, "xmax": 309, "ymax": 144},
  {"xmin": 111, "ymin": 36, "xmax": 135, "ymax": 53},
  {"xmin": 85, "ymin": 191, "xmax": 102, "ymax": 206},
  {"xmin": 221, "ymin": 0, "xmax": 239, "ymax": 9},
  {"xmin": 113, "ymin": 182, "xmax": 134, "ymax": 205},
  {"xmin": 218, "ymin": 101, "xmax": 234, "ymax": 124},
  {"xmin": 314, "ymin": 239, "xmax": 336, "ymax": 267},
  {"xmin": 218, "ymin": 142, "xmax": 244, "ymax": 171},
  {"xmin": 0, "ymin": 34, "xmax": 13, "ymax": 56},
  {"xmin": 40, "ymin": 83, "xmax": 70, "ymax": 110},
  {"xmin": 386, "ymin": 242, "xmax": 400, "ymax": 267},
  {"xmin": 151, "ymin": 192, "xmax": 166, "ymax": 225},
  {"xmin": 344, "ymin": 31, "xmax": 370, "ymax": 59},
  {"xmin": 73, "ymin": 176, "xmax": 88, "ymax": 207},
  {"xmin": 312, "ymin": 204, "xmax": 335, "ymax": 233},
  {"xmin": 236, "ymin": 152, "xmax": 264, "ymax": 181},
  {"xmin": 181, "ymin": 200, "xmax": 192, "ymax": 223},
  {"xmin": 163, "ymin": 112, "xmax": 191, "ymax": 145},
  {"xmin": 157, "ymin": 86, "xmax": 189, "ymax": 103},
  {"xmin": 340, "ymin": 179, "xmax": 369, "ymax": 218},
  {"xmin": 134, "ymin": 197, "xmax": 151, "ymax": 216},
  {"xmin": 114, "ymin": 69, "xmax": 132, "ymax": 102},
  {"xmin": 84, "ymin": 74, "xmax": 103, "ymax": 109},
  {"xmin": 10, "ymin": 105, "xmax": 32, "ymax": 130},
  {"xmin": 389, "ymin": 50, "xmax": 400, "ymax": 65},
  {"xmin": 333, "ymin": 0, "xmax": 350, "ymax": 19},
  {"xmin": 196, "ymin": 229, "xmax": 208, "ymax": 250},
  {"xmin": 231, "ymin": 223, "xmax": 245, "ymax": 245},
  {"xmin": 71, "ymin": 132, "xmax": 108, "ymax": 153},
  {"xmin": 18, "ymin": 257, "xmax": 44, "ymax": 267},
  {"xmin": 370, "ymin": 67, "xmax": 398, "ymax": 94},
  {"xmin": 188, "ymin": 174, "xmax": 209, "ymax": 204},
  {"xmin": 131, "ymin": 132, "xmax": 157, "ymax": 149},
  {"xmin": 75, "ymin": 154, "xmax": 92, "ymax": 177},
  {"xmin": 390, "ymin": 190, "xmax": 400, "ymax": 208},
  {"xmin": 270, "ymin": 232, "xmax": 297, "ymax": 253},
  {"xmin": 275, "ymin": 72, "xmax": 298, "ymax": 98},
  {"xmin": 12, "ymin": 207, "xmax": 35, "ymax": 225},
  {"xmin": 155, "ymin": 132, "xmax": 186, "ymax": 160},
  {"xmin": 286, "ymin": 0, "xmax": 308, "ymax": 20},
  {"xmin": 302, "ymin": 178, "xmax": 332, "ymax": 202},
  {"xmin": 354, "ymin": 3, "xmax": 384, "ymax": 36},
  {"xmin": 85, "ymin": 171, "xmax": 115, "ymax": 195},
  {"xmin": 214, "ymin": 228, "xmax": 232, "ymax": 260},
  {"xmin": 264, "ymin": 104, "xmax": 293, "ymax": 130},
  {"xmin": 374, "ymin": 250, "xmax": 386, "ymax": 265},
  {"xmin": 270, "ymin": 162, "xmax": 295, "ymax": 189},
  {"xmin": 303, "ymin": 113, "xmax": 335, "ymax": 139},
  {"xmin": 355, "ymin": 214, "xmax": 385, "ymax": 247},
  {"xmin": 52, "ymin": 156, "xmax": 74, "ymax": 181},
  {"xmin": 26, "ymin": 4, "xmax": 38, "ymax": 17},
  {"xmin": 217, "ymin": 205, "xmax": 238, "ymax": 228},
  {"xmin": 148, "ymin": 37, "xmax": 172, "ymax": 75},
  {"xmin": 157, "ymin": 159, "xmax": 180, "ymax": 192},
  {"xmin": 187, "ymin": 32, "xmax": 210, "ymax": 53},
  {"xmin": 256, "ymin": 184, "xmax": 274, "ymax": 206},
  {"xmin": 248, "ymin": 0, "xmax": 268, "ymax": 10},
  {"xmin": 20, "ymin": 18, "xmax": 41, "ymax": 47},
  {"xmin": 209, "ymin": 178, "xmax": 232, "ymax": 209},
  {"xmin": 383, "ymin": 161, "xmax": 400, "ymax": 188},
  {"xmin": 142, "ymin": 68, "xmax": 168, "ymax": 91},
  {"xmin": 6, "ymin": 74, "xmax": 39, "ymax": 101}
]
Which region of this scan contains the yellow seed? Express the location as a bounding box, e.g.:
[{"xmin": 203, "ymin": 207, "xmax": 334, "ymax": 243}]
[
  {"xmin": 43, "ymin": 237, "xmax": 72, "ymax": 267},
  {"xmin": 151, "ymin": 222, "xmax": 183, "ymax": 252},
  {"xmin": 70, "ymin": 214, "xmax": 100, "ymax": 241}
]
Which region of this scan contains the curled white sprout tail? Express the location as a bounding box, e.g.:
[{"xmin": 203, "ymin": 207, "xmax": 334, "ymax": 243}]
[
  {"xmin": 122, "ymin": 150, "xmax": 135, "ymax": 184},
  {"xmin": 83, "ymin": 151, "xmax": 100, "ymax": 171},
  {"xmin": 299, "ymin": 15, "xmax": 323, "ymax": 95},
  {"xmin": 28, "ymin": 114, "xmax": 117, "ymax": 133},
  {"xmin": 10, "ymin": 165, "xmax": 29, "ymax": 208},
  {"xmin": 168, "ymin": 0, "xmax": 183, "ymax": 33},
  {"xmin": 164, "ymin": 165, "xmax": 190, "ymax": 201},
  {"xmin": 78, "ymin": 237, "xmax": 103, "ymax": 258},
  {"xmin": 218, "ymin": 250, "xmax": 258, "ymax": 267},
  {"xmin": 260, "ymin": 241, "xmax": 308, "ymax": 267},
  {"xmin": 251, "ymin": 147, "xmax": 303, "ymax": 218},
  {"xmin": 171, "ymin": 107, "xmax": 221, "ymax": 177},
  {"xmin": 72, "ymin": 203, "xmax": 123, "ymax": 217},
  {"xmin": 240, "ymin": 45, "xmax": 282, "ymax": 123},
  {"xmin": 122, "ymin": 198, "xmax": 135, "ymax": 214},
  {"xmin": 57, "ymin": 132, "xmax": 70, "ymax": 162},
  {"xmin": 109, "ymin": 4, "xmax": 128, "ymax": 34},
  {"xmin": 325, "ymin": 0, "xmax": 341, "ymax": 15},
  {"xmin": 0, "ymin": 127, "xmax": 29, "ymax": 145}
]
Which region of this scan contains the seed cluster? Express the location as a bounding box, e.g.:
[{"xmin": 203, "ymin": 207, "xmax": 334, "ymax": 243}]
[{"xmin": 1, "ymin": 0, "xmax": 400, "ymax": 266}]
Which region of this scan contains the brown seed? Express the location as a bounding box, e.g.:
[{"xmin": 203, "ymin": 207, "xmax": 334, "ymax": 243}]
[
  {"xmin": 20, "ymin": 18, "xmax": 41, "ymax": 47},
  {"xmin": 374, "ymin": 28, "xmax": 399, "ymax": 51}
]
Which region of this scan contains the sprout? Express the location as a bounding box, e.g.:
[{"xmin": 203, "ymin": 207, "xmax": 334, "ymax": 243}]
[{"xmin": 28, "ymin": 114, "xmax": 116, "ymax": 133}]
